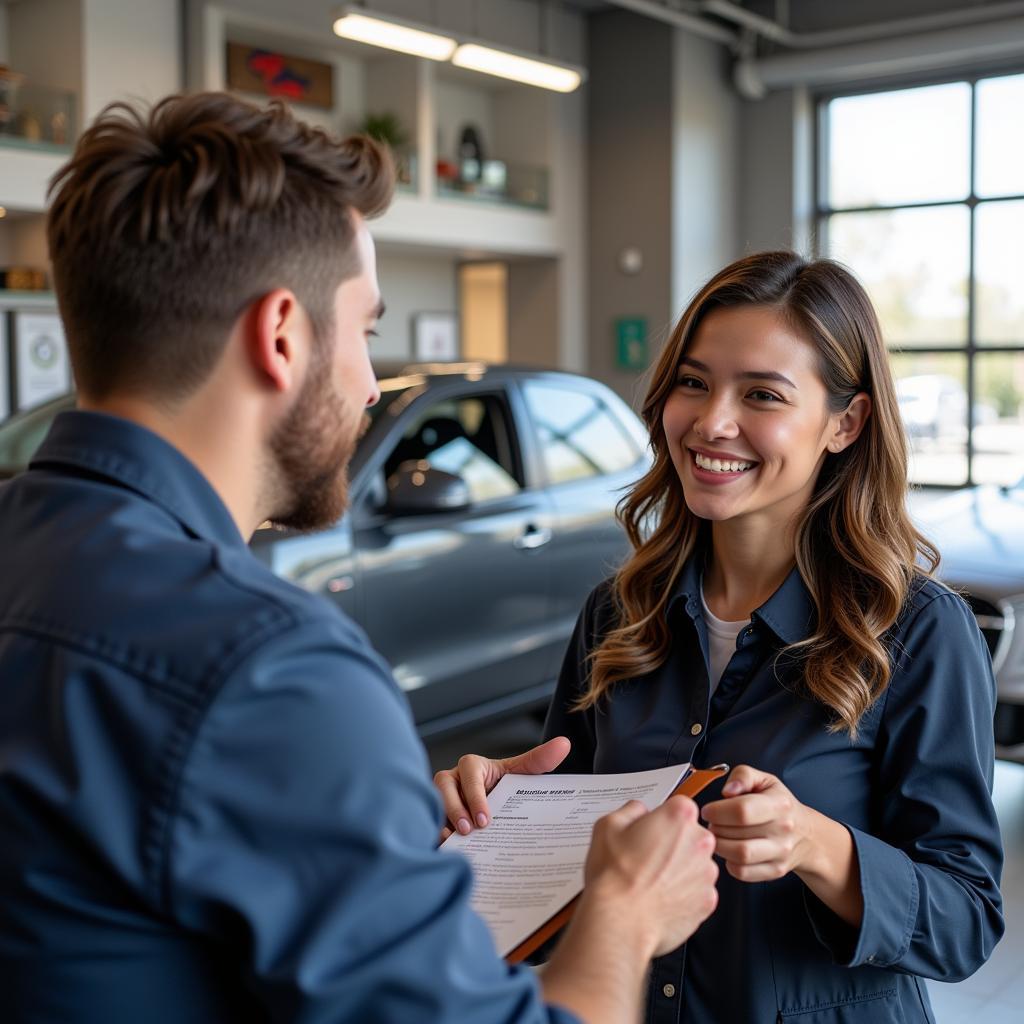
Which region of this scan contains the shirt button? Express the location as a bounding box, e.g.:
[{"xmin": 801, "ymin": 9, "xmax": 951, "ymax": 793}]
[
  {"xmin": 690, "ymin": 723, "xmax": 702, "ymax": 736},
  {"xmin": 662, "ymin": 983, "xmax": 677, "ymax": 998}
]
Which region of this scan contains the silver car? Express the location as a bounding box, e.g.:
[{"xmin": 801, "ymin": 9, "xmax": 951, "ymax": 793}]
[
  {"xmin": 0, "ymin": 362, "xmax": 650, "ymax": 738},
  {"xmin": 914, "ymin": 479, "xmax": 1024, "ymax": 760}
]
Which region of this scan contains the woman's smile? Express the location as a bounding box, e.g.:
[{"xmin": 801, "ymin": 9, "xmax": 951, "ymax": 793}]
[{"xmin": 689, "ymin": 447, "xmax": 759, "ymax": 481}]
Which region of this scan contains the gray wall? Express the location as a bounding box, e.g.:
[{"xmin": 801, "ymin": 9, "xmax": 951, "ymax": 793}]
[
  {"xmin": 374, "ymin": 249, "xmax": 458, "ymax": 361},
  {"xmin": 586, "ymin": 9, "xmax": 674, "ymax": 406},
  {"xmin": 738, "ymin": 86, "xmax": 814, "ymax": 257},
  {"xmin": 508, "ymin": 259, "xmax": 559, "ymax": 368},
  {"xmin": 671, "ymin": 29, "xmax": 741, "ymax": 318},
  {"xmin": 747, "ymin": 0, "xmax": 987, "ymax": 33},
  {"xmin": 6, "ymin": 0, "xmax": 81, "ymax": 99}
]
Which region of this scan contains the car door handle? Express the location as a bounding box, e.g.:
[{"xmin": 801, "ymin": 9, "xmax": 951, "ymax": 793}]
[{"xmin": 514, "ymin": 526, "xmax": 552, "ymax": 550}]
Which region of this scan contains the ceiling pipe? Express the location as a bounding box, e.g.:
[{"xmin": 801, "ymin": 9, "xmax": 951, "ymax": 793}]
[
  {"xmin": 605, "ymin": 0, "xmax": 1024, "ymax": 98},
  {"xmin": 702, "ymin": 0, "xmax": 1024, "ymax": 50},
  {"xmin": 604, "ymin": 0, "xmax": 739, "ymax": 48},
  {"xmin": 739, "ymin": 15, "xmax": 1024, "ymax": 95}
]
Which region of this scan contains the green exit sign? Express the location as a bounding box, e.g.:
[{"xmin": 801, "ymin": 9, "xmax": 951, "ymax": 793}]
[{"xmin": 616, "ymin": 317, "xmax": 648, "ymax": 371}]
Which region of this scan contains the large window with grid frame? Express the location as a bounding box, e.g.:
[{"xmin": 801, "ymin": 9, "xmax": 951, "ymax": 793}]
[{"xmin": 818, "ymin": 72, "xmax": 1024, "ymax": 487}]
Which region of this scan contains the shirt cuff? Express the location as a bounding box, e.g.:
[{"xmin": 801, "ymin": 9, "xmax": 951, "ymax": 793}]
[
  {"xmin": 547, "ymin": 1005, "xmax": 584, "ymax": 1024},
  {"xmin": 804, "ymin": 824, "xmax": 919, "ymax": 969}
]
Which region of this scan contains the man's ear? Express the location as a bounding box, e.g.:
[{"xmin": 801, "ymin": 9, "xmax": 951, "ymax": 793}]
[
  {"xmin": 827, "ymin": 392, "xmax": 872, "ymax": 454},
  {"xmin": 248, "ymin": 289, "xmax": 306, "ymax": 393}
]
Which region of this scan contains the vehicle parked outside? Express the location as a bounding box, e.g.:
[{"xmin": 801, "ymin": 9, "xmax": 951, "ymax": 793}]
[
  {"xmin": 896, "ymin": 373, "xmax": 997, "ymax": 444},
  {"xmin": 0, "ymin": 362, "xmax": 650, "ymax": 737},
  {"xmin": 913, "ymin": 478, "xmax": 1024, "ymax": 761}
]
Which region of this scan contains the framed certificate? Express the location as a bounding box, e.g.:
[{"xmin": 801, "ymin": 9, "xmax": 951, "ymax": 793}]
[
  {"xmin": 0, "ymin": 313, "xmax": 9, "ymax": 420},
  {"xmin": 413, "ymin": 312, "xmax": 459, "ymax": 361},
  {"xmin": 13, "ymin": 312, "xmax": 70, "ymax": 411}
]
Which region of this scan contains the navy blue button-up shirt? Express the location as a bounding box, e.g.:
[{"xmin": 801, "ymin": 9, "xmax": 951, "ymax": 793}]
[
  {"xmin": 0, "ymin": 411, "xmax": 577, "ymax": 1024},
  {"xmin": 545, "ymin": 556, "xmax": 1004, "ymax": 1023}
]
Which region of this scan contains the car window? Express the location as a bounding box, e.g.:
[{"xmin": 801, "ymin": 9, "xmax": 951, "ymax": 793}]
[
  {"xmin": 523, "ymin": 382, "xmax": 641, "ymax": 485},
  {"xmin": 383, "ymin": 394, "xmax": 521, "ymax": 503}
]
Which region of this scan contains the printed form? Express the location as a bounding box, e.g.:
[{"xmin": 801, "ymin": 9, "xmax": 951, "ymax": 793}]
[{"xmin": 441, "ymin": 763, "xmax": 692, "ymax": 957}]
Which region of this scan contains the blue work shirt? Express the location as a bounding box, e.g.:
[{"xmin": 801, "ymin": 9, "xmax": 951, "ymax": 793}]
[
  {"xmin": 0, "ymin": 410, "xmax": 577, "ymax": 1024},
  {"xmin": 544, "ymin": 556, "xmax": 1004, "ymax": 1023}
]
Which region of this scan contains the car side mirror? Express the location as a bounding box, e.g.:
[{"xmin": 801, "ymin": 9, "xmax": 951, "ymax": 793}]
[{"xmin": 385, "ymin": 461, "xmax": 471, "ymax": 516}]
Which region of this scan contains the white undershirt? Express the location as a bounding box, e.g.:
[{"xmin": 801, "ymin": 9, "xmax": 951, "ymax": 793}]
[{"xmin": 700, "ymin": 587, "xmax": 750, "ymax": 694}]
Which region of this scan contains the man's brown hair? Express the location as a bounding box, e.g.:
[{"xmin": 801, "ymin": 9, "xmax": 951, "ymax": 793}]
[{"xmin": 47, "ymin": 91, "xmax": 394, "ymax": 400}]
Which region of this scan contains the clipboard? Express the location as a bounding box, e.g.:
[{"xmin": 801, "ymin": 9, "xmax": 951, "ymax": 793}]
[{"xmin": 505, "ymin": 764, "xmax": 730, "ymax": 964}]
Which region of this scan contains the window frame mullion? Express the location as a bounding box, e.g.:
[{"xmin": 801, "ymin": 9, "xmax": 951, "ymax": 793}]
[{"xmin": 816, "ymin": 66, "xmax": 1024, "ymax": 489}]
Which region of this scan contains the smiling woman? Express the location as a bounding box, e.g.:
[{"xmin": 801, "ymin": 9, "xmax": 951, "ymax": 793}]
[
  {"xmin": 434, "ymin": 250, "xmax": 1005, "ymax": 1024},
  {"xmin": 587, "ymin": 254, "xmax": 917, "ymax": 735}
]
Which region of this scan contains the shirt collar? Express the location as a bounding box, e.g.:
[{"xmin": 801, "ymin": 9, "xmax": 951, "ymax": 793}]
[
  {"xmin": 668, "ymin": 549, "xmax": 816, "ymax": 645},
  {"xmin": 30, "ymin": 410, "xmax": 246, "ymax": 550}
]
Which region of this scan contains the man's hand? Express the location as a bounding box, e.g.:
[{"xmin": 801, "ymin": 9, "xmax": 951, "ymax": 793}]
[
  {"xmin": 581, "ymin": 797, "xmax": 719, "ymax": 957},
  {"xmin": 541, "ymin": 796, "xmax": 718, "ymax": 1020},
  {"xmin": 433, "ymin": 736, "xmax": 571, "ymax": 842}
]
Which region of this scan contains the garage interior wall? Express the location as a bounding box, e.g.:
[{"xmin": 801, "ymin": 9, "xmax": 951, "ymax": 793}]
[
  {"xmin": 374, "ymin": 250, "xmax": 458, "ymax": 362},
  {"xmin": 738, "ymin": 87, "xmax": 814, "ymax": 256},
  {"xmin": 586, "ymin": 8, "xmax": 674, "ymax": 406},
  {"xmin": 7, "ymin": 0, "xmax": 179, "ymax": 124},
  {"xmin": 6, "ymin": 0, "xmax": 82, "ymax": 105},
  {"xmin": 6, "ymin": 0, "xmax": 1020, "ymax": 401},
  {"xmin": 671, "ymin": 27, "xmax": 741, "ymax": 322},
  {"xmin": 508, "ymin": 259, "xmax": 560, "ymax": 369},
  {"xmin": 80, "ymin": 0, "xmax": 180, "ymax": 122}
]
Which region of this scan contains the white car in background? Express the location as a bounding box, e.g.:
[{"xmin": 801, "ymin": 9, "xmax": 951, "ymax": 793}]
[
  {"xmin": 897, "ymin": 373, "xmax": 997, "ymax": 444},
  {"xmin": 897, "ymin": 374, "xmax": 966, "ymax": 442},
  {"xmin": 914, "ymin": 478, "xmax": 1024, "ymax": 761}
]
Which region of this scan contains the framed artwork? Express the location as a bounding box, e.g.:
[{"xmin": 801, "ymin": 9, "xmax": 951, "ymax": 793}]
[
  {"xmin": 226, "ymin": 42, "xmax": 333, "ymax": 108},
  {"xmin": 13, "ymin": 311, "xmax": 70, "ymax": 411},
  {"xmin": 413, "ymin": 312, "xmax": 459, "ymax": 361}
]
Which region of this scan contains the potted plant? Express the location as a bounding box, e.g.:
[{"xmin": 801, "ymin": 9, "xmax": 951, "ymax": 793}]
[{"xmin": 358, "ymin": 112, "xmax": 412, "ymax": 184}]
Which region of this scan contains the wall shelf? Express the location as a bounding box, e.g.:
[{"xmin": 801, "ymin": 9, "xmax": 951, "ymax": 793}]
[
  {"xmin": 0, "ymin": 147, "xmax": 68, "ymax": 212},
  {"xmin": 191, "ymin": 4, "xmax": 573, "ymax": 260}
]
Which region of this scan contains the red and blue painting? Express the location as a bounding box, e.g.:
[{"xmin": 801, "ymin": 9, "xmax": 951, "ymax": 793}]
[{"xmin": 226, "ymin": 42, "xmax": 333, "ymax": 108}]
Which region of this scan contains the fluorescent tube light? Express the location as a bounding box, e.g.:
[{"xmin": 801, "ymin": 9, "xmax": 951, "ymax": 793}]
[
  {"xmin": 333, "ymin": 8, "xmax": 456, "ymax": 61},
  {"xmin": 452, "ymin": 44, "xmax": 584, "ymax": 93}
]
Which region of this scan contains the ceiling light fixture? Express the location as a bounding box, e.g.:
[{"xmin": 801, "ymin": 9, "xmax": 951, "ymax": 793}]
[
  {"xmin": 332, "ymin": 6, "xmax": 457, "ymax": 61},
  {"xmin": 452, "ymin": 43, "xmax": 584, "ymax": 93}
]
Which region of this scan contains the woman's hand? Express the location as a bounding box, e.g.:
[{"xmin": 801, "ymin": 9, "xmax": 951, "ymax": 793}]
[
  {"xmin": 700, "ymin": 765, "xmax": 815, "ymax": 881},
  {"xmin": 434, "ymin": 736, "xmax": 571, "ymax": 842},
  {"xmin": 701, "ymin": 764, "xmax": 863, "ymax": 927}
]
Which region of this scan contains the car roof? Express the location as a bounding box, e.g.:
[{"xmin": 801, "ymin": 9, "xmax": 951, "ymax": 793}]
[{"xmin": 373, "ymin": 361, "xmax": 596, "ymax": 385}]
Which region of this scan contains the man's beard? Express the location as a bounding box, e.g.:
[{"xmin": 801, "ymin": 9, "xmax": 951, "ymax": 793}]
[{"xmin": 267, "ymin": 355, "xmax": 364, "ymax": 533}]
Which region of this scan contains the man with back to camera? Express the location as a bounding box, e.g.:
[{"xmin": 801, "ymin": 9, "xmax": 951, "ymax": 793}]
[{"xmin": 0, "ymin": 92, "xmax": 719, "ymax": 1023}]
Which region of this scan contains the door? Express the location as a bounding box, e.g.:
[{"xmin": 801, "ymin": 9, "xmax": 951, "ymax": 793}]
[{"xmin": 352, "ymin": 388, "xmax": 558, "ymax": 729}]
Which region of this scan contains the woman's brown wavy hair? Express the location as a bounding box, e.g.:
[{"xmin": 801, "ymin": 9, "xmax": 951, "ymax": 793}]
[{"xmin": 579, "ymin": 251, "xmax": 939, "ymax": 737}]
